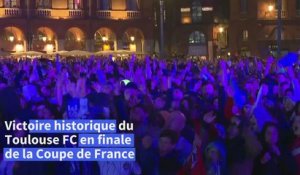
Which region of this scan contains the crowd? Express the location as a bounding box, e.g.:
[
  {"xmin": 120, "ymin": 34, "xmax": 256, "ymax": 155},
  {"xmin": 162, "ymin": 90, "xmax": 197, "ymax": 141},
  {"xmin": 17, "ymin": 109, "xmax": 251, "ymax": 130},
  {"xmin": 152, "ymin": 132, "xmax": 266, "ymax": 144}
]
[{"xmin": 0, "ymin": 54, "xmax": 300, "ymax": 175}]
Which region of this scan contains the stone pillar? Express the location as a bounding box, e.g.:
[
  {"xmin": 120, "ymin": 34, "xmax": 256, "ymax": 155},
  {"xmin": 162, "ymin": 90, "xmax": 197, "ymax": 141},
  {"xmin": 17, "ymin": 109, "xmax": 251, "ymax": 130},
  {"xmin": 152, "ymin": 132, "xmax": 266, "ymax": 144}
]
[
  {"xmin": 117, "ymin": 40, "xmax": 123, "ymax": 50},
  {"xmin": 86, "ymin": 39, "xmax": 95, "ymax": 52},
  {"xmin": 57, "ymin": 39, "xmax": 65, "ymax": 51},
  {"xmin": 208, "ymin": 41, "xmax": 213, "ymax": 60}
]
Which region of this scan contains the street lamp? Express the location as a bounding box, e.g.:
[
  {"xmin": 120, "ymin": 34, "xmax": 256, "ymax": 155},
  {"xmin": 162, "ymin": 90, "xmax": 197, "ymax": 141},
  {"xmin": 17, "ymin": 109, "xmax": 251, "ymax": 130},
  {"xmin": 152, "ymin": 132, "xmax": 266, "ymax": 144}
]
[
  {"xmin": 268, "ymin": 4, "xmax": 274, "ymax": 12},
  {"xmin": 9, "ymin": 36, "xmax": 14, "ymax": 42},
  {"xmin": 9, "ymin": 27, "xmax": 14, "ymax": 42},
  {"xmin": 218, "ymin": 27, "xmax": 224, "ymax": 33},
  {"xmin": 130, "ymin": 36, "xmax": 135, "ymax": 42},
  {"xmin": 42, "ymin": 36, "xmax": 47, "ymax": 42},
  {"xmin": 159, "ymin": 0, "xmax": 165, "ymax": 58},
  {"xmin": 102, "ymin": 36, "xmax": 108, "ymax": 42},
  {"xmin": 276, "ymin": 0, "xmax": 282, "ymax": 57}
]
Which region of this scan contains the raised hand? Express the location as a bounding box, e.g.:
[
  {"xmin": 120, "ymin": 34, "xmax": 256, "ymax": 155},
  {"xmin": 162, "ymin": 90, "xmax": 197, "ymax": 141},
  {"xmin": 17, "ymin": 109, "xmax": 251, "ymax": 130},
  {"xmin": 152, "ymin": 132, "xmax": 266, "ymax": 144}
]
[
  {"xmin": 203, "ymin": 111, "xmax": 216, "ymax": 124},
  {"xmin": 271, "ymin": 145, "xmax": 281, "ymax": 156},
  {"xmin": 260, "ymin": 152, "xmax": 272, "ymax": 164}
]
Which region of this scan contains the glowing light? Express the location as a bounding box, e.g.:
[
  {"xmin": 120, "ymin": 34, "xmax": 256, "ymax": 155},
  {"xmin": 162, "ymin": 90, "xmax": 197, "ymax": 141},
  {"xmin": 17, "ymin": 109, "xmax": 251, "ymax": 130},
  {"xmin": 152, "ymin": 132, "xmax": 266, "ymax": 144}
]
[
  {"xmin": 77, "ymin": 38, "xmax": 81, "ymax": 41},
  {"xmin": 9, "ymin": 36, "xmax": 14, "ymax": 42},
  {"xmin": 102, "ymin": 36, "xmax": 108, "ymax": 42},
  {"xmin": 129, "ymin": 44, "xmax": 136, "ymax": 52},
  {"xmin": 202, "ymin": 7, "xmax": 213, "ymax": 11},
  {"xmin": 180, "ymin": 8, "xmax": 191, "ymax": 12},
  {"xmin": 268, "ymin": 5, "xmax": 274, "ymax": 12},
  {"xmin": 15, "ymin": 44, "xmax": 24, "ymax": 52},
  {"xmin": 45, "ymin": 44, "xmax": 54, "ymax": 53},
  {"xmin": 130, "ymin": 36, "xmax": 135, "ymax": 42},
  {"xmin": 42, "ymin": 36, "xmax": 47, "ymax": 42},
  {"xmin": 227, "ymin": 52, "xmax": 231, "ymax": 56},
  {"xmin": 103, "ymin": 44, "xmax": 110, "ymax": 51},
  {"xmin": 219, "ymin": 27, "xmax": 224, "ymax": 33}
]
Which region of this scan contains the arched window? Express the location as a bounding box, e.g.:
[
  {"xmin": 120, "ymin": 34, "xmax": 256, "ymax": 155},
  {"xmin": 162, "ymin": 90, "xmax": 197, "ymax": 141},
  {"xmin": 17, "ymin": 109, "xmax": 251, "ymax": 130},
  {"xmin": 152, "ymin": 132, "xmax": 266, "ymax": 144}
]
[
  {"xmin": 68, "ymin": 0, "xmax": 82, "ymax": 10},
  {"xmin": 4, "ymin": 0, "xmax": 19, "ymax": 8},
  {"xmin": 189, "ymin": 31, "xmax": 206, "ymax": 44},
  {"xmin": 192, "ymin": 0, "xmax": 202, "ymax": 23},
  {"xmin": 240, "ymin": 0, "xmax": 247, "ymax": 13},
  {"xmin": 36, "ymin": 0, "xmax": 51, "ymax": 8},
  {"xmin": 65, "ymin": 31, "xmax": 76, "ymax": 41},
  {"xmin": 94, "ymin": 28, "xmax": 116, "ymax": 51},
  {"xmin": 99, "ymin": 0, "xmax": 111, "ymax": 10}
]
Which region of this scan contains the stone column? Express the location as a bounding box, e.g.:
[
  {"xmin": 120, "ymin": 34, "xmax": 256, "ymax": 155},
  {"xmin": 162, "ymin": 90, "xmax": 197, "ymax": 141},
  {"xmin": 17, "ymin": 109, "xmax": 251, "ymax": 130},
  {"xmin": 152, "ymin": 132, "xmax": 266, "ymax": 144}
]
[{"xmin": 57, "ymin": 39, "xmax": 64, "ymax": 51}]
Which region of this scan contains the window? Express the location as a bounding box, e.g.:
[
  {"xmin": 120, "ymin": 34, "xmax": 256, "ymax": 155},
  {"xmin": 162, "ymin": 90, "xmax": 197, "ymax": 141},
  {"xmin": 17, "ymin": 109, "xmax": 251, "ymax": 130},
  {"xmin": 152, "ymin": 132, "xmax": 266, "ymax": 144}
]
[
  {"xmin": 127, "ymin": 0, "xmax": 139, "ymax": 11},
  {"xmin": 241, "ymin": 47, "xmax": 250, "ymax": 57},
  {"xmin": 189, "ymin": 31, "xmax": 206, "ymax": 44},
  {"xmin": 240, "ymin": 0, "xmax": 247, "ymax": 13},
  {"xmin": 99, "ymin": 0, "xmax": 111, "ymax": 10},
  {"xmin": 65, "ymin": 31, "xmax": 76, "ymax": 41},
  {"xmin": 242, "ymin": 30, "xmax": 248, "ymax": 41},
  {"xmin": 274, "ymin": 28, "xmax": 284, "ymax": 40},
  {"xmin": 4, "ymin": 0, "xmax": 19, "ymax": 8},
  {"xmin": 181, "ymin": 8, "xmax": 191, "ymax": 24},
  {"xmin": 68, "ymin": 0, "xmax": 82, "ymax": 10},
  {"xmin": 37, "ymin": 0, "xmax": 51, "ymax": 9},
  {"xmin": 192, "ymin": 0, "xmax": 202, "ymax": 23}
]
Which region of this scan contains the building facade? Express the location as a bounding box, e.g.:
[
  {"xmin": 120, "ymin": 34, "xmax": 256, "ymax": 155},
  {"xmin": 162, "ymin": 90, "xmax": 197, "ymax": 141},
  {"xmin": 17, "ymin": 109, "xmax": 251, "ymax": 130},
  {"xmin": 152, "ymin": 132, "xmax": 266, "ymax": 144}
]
[
  {"xmin": 0, "ymin": 0, "xmax": 155, "ymax": 54},
  {"xmin": 229, "ymin": 0, "xmax": 300, "ymax": 58},
  {"xmin": 161, "ymin": 0, "xmax": 229, "ymax": 59}
]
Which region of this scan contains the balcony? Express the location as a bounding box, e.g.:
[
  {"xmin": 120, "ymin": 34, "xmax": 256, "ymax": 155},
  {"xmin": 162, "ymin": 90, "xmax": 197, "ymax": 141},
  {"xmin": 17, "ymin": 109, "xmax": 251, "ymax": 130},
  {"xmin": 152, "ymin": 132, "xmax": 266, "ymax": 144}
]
[
  {"xmin": 35, "ymin": 9, "xmax": 84, "ymax": 19},
  {"xmin": 69, "ymin": 10, "xmax": 84, "ymax": 18},
  {"xmin": 35, "ymin": 9, "xmax": 51, "ymax": 17},
  {"xmin": 0, "ymin": 8, "xmax": 22, "ymax": 18},
  {"xmin": 258, "ymin": 10, "xmax": 287, "ymax": 20},
  {"xmin": 97, "ymin": 10, "xmax": 141, "ymax": 20},
  {"xmin": 96, "ymin": 10, "xmax": 111, "ymax": 19},
  {"xmin": 274, "ymin": 10, "xmax": 287, "ymax": 18},
  {"xmin": 127, "ymin": 11, "xmax": 141, "ymax": 19}
]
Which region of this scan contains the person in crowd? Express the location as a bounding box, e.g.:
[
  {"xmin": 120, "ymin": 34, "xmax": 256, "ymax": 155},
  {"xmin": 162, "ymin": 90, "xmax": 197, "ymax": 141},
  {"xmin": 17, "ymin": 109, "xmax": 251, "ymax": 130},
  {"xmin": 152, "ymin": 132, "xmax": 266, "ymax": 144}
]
[
  {"xmin": 291, "ymin": 115, "xmax": 300, "ymax": 174},
  {"xmin": 0, "ymin": 54, "xmax": 299, "ymax": 175},
  {"xmin": 252, "ymin": 122, "xmax": 296, "ymax": 175}
]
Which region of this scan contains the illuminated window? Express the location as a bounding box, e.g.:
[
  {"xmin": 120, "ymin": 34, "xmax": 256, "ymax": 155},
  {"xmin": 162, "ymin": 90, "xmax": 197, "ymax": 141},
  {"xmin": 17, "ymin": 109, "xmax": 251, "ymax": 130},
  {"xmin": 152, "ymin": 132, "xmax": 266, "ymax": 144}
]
[
  {"xmin": 127, "ymin": 0, "xmax": 139, "ymax": 11},
  {"xmin": 65, "ymin": 31, "xmax": 76, "ymax": 41},
  {"xmin": 68, "ymin": 0, "xmax": 82, "ymax": 10},
  {"xmin": 189, "ymin": 31, "xmax": 206, "ymax": 44},
  {"xmin": 99, "ymin": 0, "xmax": 111, "ymax": 10},
  {"xmin": 240, "ymin": 0, "xmax": 247, "ymax": 13},
  {"xmin": 94, "ymin": 29, "xmax": 115, "ymax": 51},
  {"xmin": 36, "ymin": 0, "xmax": 51, "ymax": 8},
  {"xmin": 181, "ymin": 8, "xmax": 191, "ymax": 24},
  {"xmin": 192, "ymin": 0, "xmax": 202, "ymax": 23},
  {"xmin": 242, "ymin": 30, "xmax": 248, "ymax": 41},
  {"xmin": 4, "ymin": 0, "xmax": 19, "ymax": 8},
  {"xmin": 36, "ymin": 31, "xmax": 47, "ymax": 41}
]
